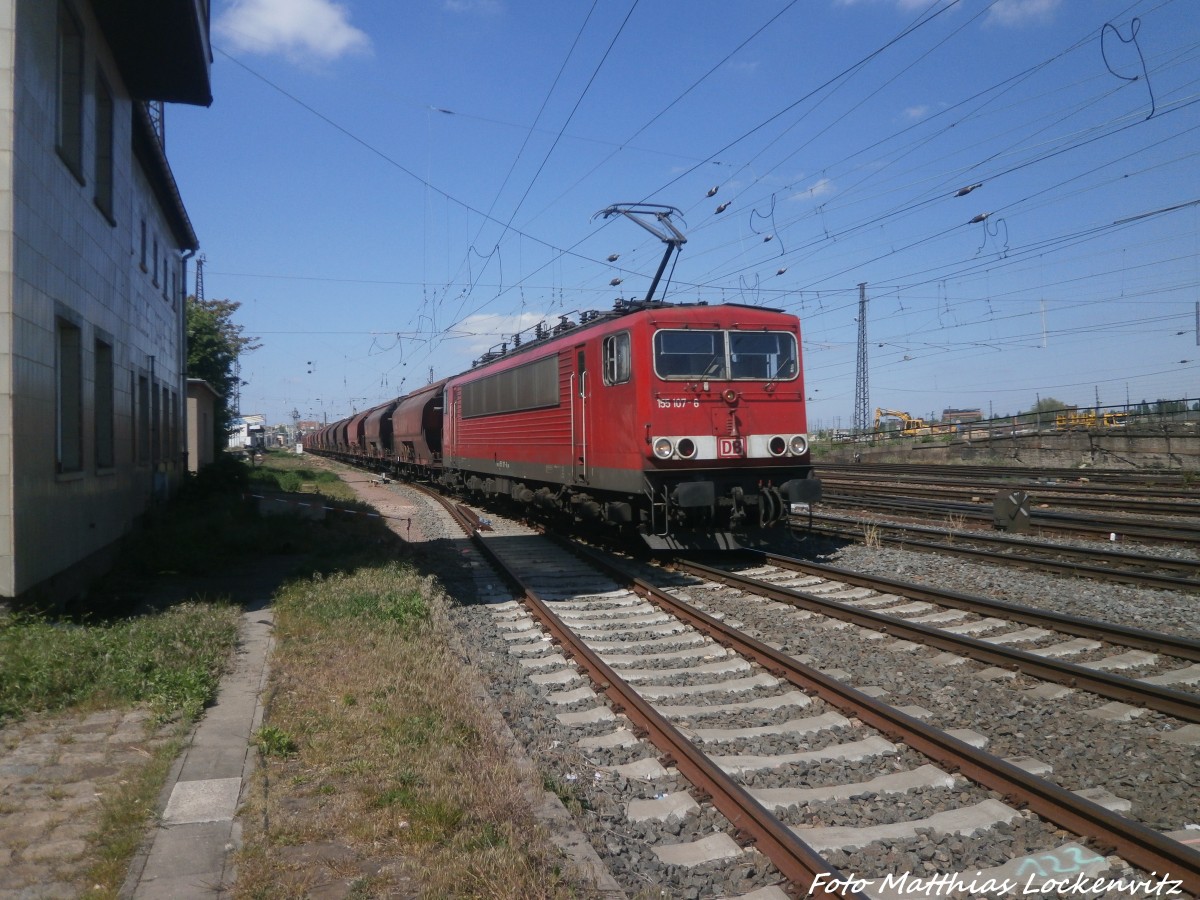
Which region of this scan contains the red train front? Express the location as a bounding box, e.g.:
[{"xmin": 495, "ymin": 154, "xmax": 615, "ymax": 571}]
[{"xmin": 441, "ymin": 300, "xmax": 821, "ymax": 549}]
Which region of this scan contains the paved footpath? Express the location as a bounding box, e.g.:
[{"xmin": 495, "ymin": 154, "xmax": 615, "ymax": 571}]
[
  {"xmin": 120, "ymin": 602, "xmax": 273, "ymax": 898},
  {"xmin": 0, "ymin": 706, "xmax": 174, "ymax": 898},
  {"xmin": 0, "ymin": 560, "xmax": 289, "ymax": 900}
]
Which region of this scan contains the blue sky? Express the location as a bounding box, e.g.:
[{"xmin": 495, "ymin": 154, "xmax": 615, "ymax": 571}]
[{"xmin": 168, "ymin": 0, "xmax": 1200, "ymax": 431}]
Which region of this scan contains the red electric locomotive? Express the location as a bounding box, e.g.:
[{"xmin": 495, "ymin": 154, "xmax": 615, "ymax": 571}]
[
  {"xmin": 303, "ymin": 205, "xmax": 821, "ymax": 548},
  {"xmin": 438, "ymin": 299, "xmax": 820, "ymax": 549}
]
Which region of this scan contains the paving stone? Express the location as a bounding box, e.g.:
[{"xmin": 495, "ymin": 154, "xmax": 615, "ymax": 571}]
[{"xmin": 25, "ymin": 838, "xmax": 89, "ymax": 862}]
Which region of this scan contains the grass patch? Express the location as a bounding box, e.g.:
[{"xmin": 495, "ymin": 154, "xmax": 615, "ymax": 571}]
[
  {"xmin": 247, "ymin": 451, "xmax": 357, "ymax": 504},
  {"xmin": 0, "ymin": 603, "xmax": 240, "ymax": 724},
  {"xmin": 237, "ymin": 559, "xmax": 585, "ymax": 897}
]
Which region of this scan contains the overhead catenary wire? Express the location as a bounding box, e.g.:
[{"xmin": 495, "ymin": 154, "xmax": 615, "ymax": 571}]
[{"xmin": 214, "ymin": 0, "xmax": 1196, "ymax": 421}]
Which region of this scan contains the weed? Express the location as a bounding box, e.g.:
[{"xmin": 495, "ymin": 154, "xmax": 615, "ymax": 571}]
[
  {"xmin": 542, "ymin": 773, "xmax": 592, "ymax": 813},
  {"xmin": 945, "ymin": 511, "xmax": 966, "ymax": 541},
  {"xmin": 254, "ymin": 725, "xmax": 298, "ymax": 758},
  {"xmin": 861, "ymin": 520, "xmax": 882, "ymax": 549}
]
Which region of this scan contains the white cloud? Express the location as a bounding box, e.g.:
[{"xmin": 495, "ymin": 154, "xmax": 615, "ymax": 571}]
[
  {"xmin": 455, "ymin": 311, "xmax": 549, "ymax": 358},
  {"xmin": 443, "ymin": 0, "xmax": 504, "ymax": 14},
  {"xmin": 903, "ymin": 105, "xmax": 929, "ymax": 120},
  {"xmin": 216, "ymin": 0, "xmax": 370, "ymax": 62},
  {"xmin": 986, "ymin": 0, "xmax": 1062, "ymax": 27},
  {"xmin": 791, "ymin": 177, "xmax": 834, "ymax": 201},
  {"xmin": 725, "ymin": 60, "xmax": 761, "ymax": 75}
]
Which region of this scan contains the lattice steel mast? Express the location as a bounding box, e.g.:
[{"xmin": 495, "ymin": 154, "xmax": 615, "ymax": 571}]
[{"xmin": 853, "ymin": 282, "xmax": 869, "ymax": 437}]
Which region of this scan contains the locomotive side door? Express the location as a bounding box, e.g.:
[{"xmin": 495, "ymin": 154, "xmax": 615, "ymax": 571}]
[
  {"xmin": 572, "ymin": 345, "xmax": 588, "ymax": 482},
  {"xmin": 443, "ymin": 384, "xmax": 457, "ymax": 467}
]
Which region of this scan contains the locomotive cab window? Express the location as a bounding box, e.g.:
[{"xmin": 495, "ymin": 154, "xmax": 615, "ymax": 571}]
[
  {"xmin": 602, "ymin": 332, "xmax": 631, "ymax": 385},
  {"xmin": 730, "ymin": 331, "xmax": 798, "ymax": 380},
  {"xmin": 654, "ymin": 330, "xmax": 727, "ymax": 379},
  {"xmin": 654, "ymin": 329, "xmax": 799, "ymax": 381}
]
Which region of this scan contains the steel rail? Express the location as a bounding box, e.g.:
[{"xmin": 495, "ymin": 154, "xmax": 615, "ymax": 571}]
[
  {"xmin": 667, "ymin": 558, "xmax": 1200, "ymax": 722},
  {"xmin": 564, "ymin": 541, "xmax": 1200, "ymax": 896},
  {"xmin": 800, "ymin": 518, "xmax": 1200, "ymax": 593},
  {"xmin": 806, "ymin": 513, "xmax": 1200, "ymax": 577},
  {"xmin": 748, "ymin": 553, "xmax": 1200, "ymax": 663},
  {"xmin": 820, "ymin": 481, "xmax": 1200, "ymax": 517},
  {"xmin": 821, "ymin": 493, "xmax": 1200, "ymax": 545},
  {"xmin": 463, "ymin": 531, "xmax": 868, "ymax": 899},
  {"xmin": 816, "ymin": 462, "xmax": 1197, "ymax": 489},
  {"xmin": 817, "ymin": 471, "xmax": 1199, "ymax": 501}
]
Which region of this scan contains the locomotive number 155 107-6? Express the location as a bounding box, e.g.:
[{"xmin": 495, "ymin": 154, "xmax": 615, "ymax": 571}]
[{"xmin": 656, "ymin": 397, "xmax": 700, "ymax": 409}]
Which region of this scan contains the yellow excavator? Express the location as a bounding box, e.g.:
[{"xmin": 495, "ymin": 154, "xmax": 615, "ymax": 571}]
[{"xmin": 873, "ymin": 408, "xmax": 927, "ymax": 437}]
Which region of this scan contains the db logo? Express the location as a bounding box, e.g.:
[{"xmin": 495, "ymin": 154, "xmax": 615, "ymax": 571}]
[{"xmin": 718, "ymin": 438, "xmax": 744, "ymax": 458}]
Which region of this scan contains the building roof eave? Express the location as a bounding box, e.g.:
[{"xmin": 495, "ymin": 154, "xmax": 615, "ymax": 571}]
[{"xmin": 133, "ymin": 103, "xmax": 198, "ymax": 252}]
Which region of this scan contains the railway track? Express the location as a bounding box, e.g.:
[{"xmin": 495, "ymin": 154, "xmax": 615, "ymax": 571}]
[
  {"xmin": 817, "ymin": 462, "xmax": 1200, "ymax": 491},
  {"xmin": 802, "ymin": 513, "xmax": 1200, "ymax": 593},
  {"xmin": 663, "ymin": 552, "xmax": 1200, "ymax": 722},
  {"xmin": 820, "ymin": 479, "xmax": 1200, "ymax": 518},
  {"xmin": 818, "ymin": 493, "xmax": 1200, "ymax": 546},
  {"xmin": 412, "ymin": 485, "xmax": 1200, "ymax": 898}
]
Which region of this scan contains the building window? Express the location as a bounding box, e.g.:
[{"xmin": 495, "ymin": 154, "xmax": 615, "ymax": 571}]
[
  {"xmin": 152, "ymin": 237, "xmax": 159, "ymax": 286},
  {"xmin": 94, "ymin": 339, "xmax": 114, "ymax": 468},
  {"xmin": 137, "ymin": 374, "xmax": 150, "ymax": 464},
  {"xmin": 159, "ymin": 384, "xmax": 169, "ymax": 459},
  {"xmin": 94, "ymin": 70, "xmax": 114, "ymax": 220},
  {"xmin": 56, "ymin": 2, "xmax": 85, "ymax": 180},
  {"xmin": 140, "ymin": 220, "xmax": 147, "ymax": 271},
  {"xmin": 170, "ymin": 390, "xmax": 179, "ymax": 461},
  {"xmin": 151, "ymin": 380, "xmax": 161, "ymax": 463},
  {"xmin": 56, "ymin": 319, "xmax": 83, "ymax": 473}
]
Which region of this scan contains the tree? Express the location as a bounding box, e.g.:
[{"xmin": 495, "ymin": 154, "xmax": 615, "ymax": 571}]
[{"xmin": 186, "ymin": 296, "xmax": 260, "ymax": 456}]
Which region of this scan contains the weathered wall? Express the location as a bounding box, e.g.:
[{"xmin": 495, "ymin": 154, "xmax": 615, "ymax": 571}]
[{"xmin": 820, "ymin": 427, "xmax": 1200, "ymax": 471}]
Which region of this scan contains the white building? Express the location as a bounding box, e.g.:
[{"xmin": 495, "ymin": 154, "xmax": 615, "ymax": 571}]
[
  {"xmin": 228, "ymin": 414, "xmax": 266, "ymax": 451},
  {"xmin": 0, "ymin": 0, "xmax": 212, "ymax": 606}
]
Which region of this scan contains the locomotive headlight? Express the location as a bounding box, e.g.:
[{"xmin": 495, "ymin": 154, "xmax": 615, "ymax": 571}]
[
  {"xmin": 768, "ymin": 436, "xmax": 787, "ymax": 456},
  {"xmin": 676, "ymin": 438, "xmax": 697, "ymax": 459},
  {"xmin": 653, "ymin": 437, "xmax": 674, "ymax": 459},
  {"xmin": 789, "ymin": 435, "xmax": 809, "ymax": 456}
]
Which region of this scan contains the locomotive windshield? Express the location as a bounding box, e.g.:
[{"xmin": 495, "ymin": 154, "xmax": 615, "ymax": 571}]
[{"xmin": 654, "ymin": 329, "xmax": 798, "ymax": 381}]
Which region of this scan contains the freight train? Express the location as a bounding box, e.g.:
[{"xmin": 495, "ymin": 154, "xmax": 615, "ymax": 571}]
[{"xmin": 303, "ymin": 298, "xmax": 821, "ymax": 550}]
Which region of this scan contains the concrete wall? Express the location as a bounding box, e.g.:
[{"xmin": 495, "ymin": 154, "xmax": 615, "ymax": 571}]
[
  {"xmin": 1, "ymin": 0, "xmax": 190, "ymax": 603},
  {"xmin": 819, "ymin": 427, "xmax": 1200, "ymax": 472},
  {"xmin": 0, "ymin": 2, "xmax": 15, "ymax": 598}
]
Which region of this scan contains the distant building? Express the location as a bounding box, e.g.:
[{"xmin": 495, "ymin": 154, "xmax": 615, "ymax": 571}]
[
  {"xmin": 0, "ymin": 0, "xmax": 212, "ymax": 607},
  {"xmin": 229, "ymin": 415, "xmax": 266, "ymax": 451},
  {"xmin": 186, "ymin": 379, "xmax": 221, "ymax": 472},
  {"xmin": 941, "ymin": 408, "xmax": 983, "ymax": 424}
]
